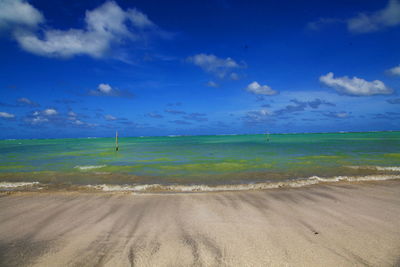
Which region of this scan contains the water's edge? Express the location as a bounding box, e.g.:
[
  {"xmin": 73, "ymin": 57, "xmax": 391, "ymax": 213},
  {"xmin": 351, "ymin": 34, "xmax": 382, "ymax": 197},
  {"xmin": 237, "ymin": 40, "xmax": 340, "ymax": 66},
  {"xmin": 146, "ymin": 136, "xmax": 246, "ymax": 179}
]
[{"xmin": 1, "ymin": 174, "xmax": 400, "ymax": 194}]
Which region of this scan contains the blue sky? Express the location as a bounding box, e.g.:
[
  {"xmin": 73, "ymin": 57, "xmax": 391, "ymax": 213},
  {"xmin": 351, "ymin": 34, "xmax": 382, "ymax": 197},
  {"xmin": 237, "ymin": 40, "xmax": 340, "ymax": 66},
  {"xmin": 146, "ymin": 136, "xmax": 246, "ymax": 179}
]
[{"xmin": 0, "ymin": 0, "xmax": 399, "ymax": 138}]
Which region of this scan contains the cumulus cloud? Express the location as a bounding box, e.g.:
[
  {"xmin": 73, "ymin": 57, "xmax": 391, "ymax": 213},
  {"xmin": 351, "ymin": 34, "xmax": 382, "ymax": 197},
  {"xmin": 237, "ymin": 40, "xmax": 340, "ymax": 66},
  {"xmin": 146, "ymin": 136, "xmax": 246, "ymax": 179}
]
[
  {"xmin": 26, "ymin": 109, "xmax": 96, "ymax": 127},
  {"xmin": 319, "ymin": 72, "xmax": 392, "ymax": 96},
  {"xmin": 25, "ymin": 108, "xmax": 58, "ymax": 124},
  {"xmin": 5, "ymin": 1, "xmax": 167, "ymax": 59},
  {"xmin": 187, "ymin": 54, "xmax": 243, "ymax": 79},
  {"xmin": 348, "ymin": 0, "xmax": 400, "ymax": 33},
  {"xmin": 245, "ymin": 81, "xmax": 278, "ymax": 95},
  {"xmin": 386, "ymin": 64, "xmax": 400, "ymax": 76},
  {"xmin": 89, "ymin": 83, "xmax": 133, "ymax": 98},
  {"xmin": 0, "ymin": 0, "xmax": 44, "ymax": 29},
  {"xmin": 98, "ymin": 84, "xmax": 112, "ymax": 94},
  {"xmin": 66, "ymin": 111, "xmax": 96, "ymax": 127},
  {"xmin": 0, "ymin": 111, "xmax": 15, "ymax": 118},
  {"xmin": 43, "ymin": 108, "xmax": 57, "ymax": 115}
]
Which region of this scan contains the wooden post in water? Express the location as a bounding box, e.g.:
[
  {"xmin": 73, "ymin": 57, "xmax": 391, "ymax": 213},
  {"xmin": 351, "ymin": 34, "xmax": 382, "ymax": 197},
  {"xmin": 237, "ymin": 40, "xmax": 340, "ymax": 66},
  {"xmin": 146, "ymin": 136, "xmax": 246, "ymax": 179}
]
[{"xmin": 115, "ymin": 131, "xmax": 119, "ymax": 151}]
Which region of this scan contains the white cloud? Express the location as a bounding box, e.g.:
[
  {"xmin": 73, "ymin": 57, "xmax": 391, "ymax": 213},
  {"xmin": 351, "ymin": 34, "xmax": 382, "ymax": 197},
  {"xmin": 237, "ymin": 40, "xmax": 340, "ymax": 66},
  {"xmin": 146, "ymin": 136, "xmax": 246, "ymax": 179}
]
[
  {"xmin": 104, "ymin": 114, "xmax": 117, "ymax": 121},
  {"xmin": 308, "ymin": 0, "xmax": 400, "ymax": 33},
  {"xmin": 17, "ymin": 97, "xmax": 38, "ymax": 106},
  {"xmin": 336, "ymin": 112, "xmax": 349, "ymax": 118},
  {"xmin": 307, "ymin": 18, "xmax": 344, "ymax": 31},
  {"xmin": 0, "ymin": 0, "xmax": 44, "ymax": 29},
  {"xmin": 230, "ymin": 72, "xmax": 240, "ymax": 80},
  {"xmin": 386, "ymin": 64, "xmax": 400, "ymax": 76},
  {"xmin": 187, "ymin": 53, "xmax": 242, "ymax": 78},
  {"xmin": 89, "ymin": 83, "xmax": 132, "ymax": 97},
  {"xmin": 8, "ymin": 1, "xmax": 164, "ymax": 58},
  {"xmin": 0, "ymin": 111, "xmax": 15, "ymax": 118},
  {"xmin": 259, "ymin": 109, "xmax": 272, "ymax": 116},
  {"xmin": 72, "ymin": 120, "xmax": 84, "ymax": 126},
  {"xmin": 66, "ymin": 111, "xmax": 96, "ymax": 127},
  {"xmin": 242, "ymin": 109, "xmax": 273, "ymax": 125},
  {"xmin": 323, "ymin": 111, "xmax": 350, "ymax": 119},
  {"xmin": 348, "ymin": 0, "xmax": 400, "ymax": 33},
  {"xmin": 206, "ymin": 81, "xmax": 219, "ymax": 88},
  {"xmin": 319, "ymin": 72, "xmax": 392, "ymax": 96},
  {"xmin": 30, "ymin": 116, "xmax": 48, "ymax": 124},
  {"xmin": 26, "ymin": 109, "xmax": 97, "ymax": 127},
  {"xmin": 43, "ymin": 108, "xmax": 57, "ymax": 115},
  {"xmin": 245, "ymin": 81, "xmax": 278, "ymax": 95},
  {"xmin": 126, "ymin": 8, "xmax": 154, "ymax": 28},
  {"xmin": 27, "ymin": 108, "xmax": 57, "ymax": 124},
  {"xmin": 18, "ymin": 97, "xmax": 32, "ymax": 104},
  {"xmin": 98, "ymin": 83, "xmax": 113, "ymax": 94}
]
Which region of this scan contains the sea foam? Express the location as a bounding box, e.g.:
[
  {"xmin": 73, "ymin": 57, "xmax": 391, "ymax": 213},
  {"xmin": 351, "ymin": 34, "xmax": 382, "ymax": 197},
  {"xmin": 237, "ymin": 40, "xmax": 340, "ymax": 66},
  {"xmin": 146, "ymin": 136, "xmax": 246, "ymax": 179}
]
[
  {"xmin": 0, "ymin": 182, "xmax": 39, "ymax": 188},
  {"xmin": 74, "ymin": 165, "xmax": 106, "ymax": 170},
  {"xmin": 85, "ymin": 174, "xmax": 400, "ymax": 193},
  {"xmin": 346, "ymin": 166, "xmax": 400, "ymax": 172}
]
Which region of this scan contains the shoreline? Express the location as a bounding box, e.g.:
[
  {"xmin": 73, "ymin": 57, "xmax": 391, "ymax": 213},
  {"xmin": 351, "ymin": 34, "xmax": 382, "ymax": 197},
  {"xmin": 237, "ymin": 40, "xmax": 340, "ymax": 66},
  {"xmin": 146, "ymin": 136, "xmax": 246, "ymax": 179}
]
[
  {"xmin": 1, "ymin": 173, "xmax": 400, "ymax": 194},
  {"xmin": 1, "ymin": 180, "xmax": 400, "ymax": 266}
]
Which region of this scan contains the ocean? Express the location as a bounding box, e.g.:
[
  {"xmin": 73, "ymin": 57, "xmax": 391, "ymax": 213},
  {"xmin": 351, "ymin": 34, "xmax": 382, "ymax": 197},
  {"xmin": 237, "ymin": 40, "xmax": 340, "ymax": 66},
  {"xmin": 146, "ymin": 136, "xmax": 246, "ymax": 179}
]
[{"xmin": 0, "ymin": 131, "xmax": 399, "ymax": 192}]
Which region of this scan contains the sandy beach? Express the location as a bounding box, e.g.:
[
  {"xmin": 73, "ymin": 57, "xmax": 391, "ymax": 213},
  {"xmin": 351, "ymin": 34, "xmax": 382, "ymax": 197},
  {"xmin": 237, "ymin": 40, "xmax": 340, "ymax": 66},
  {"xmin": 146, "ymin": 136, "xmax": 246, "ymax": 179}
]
[{"xmin": 0, "ymin": 180, "xmax": 400, "ymax": 266}]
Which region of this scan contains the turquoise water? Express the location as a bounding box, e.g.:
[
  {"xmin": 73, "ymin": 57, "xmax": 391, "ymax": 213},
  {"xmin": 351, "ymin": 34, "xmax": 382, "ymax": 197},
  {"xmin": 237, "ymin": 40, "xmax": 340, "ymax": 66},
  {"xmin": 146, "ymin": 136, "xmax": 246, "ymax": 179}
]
[{"xmin": 0, "ymin": 132, "xmax": 399, "ymax": 190}]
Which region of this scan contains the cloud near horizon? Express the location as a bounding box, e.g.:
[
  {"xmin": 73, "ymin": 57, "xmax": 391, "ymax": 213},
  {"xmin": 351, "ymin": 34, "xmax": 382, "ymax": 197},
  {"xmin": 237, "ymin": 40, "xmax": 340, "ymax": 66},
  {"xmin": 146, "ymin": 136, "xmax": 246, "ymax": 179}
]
[
  {"xmin": 1, "ymin": 1, "xmax": 167, "ymax": 59},
  {"xmin": 319, "ymin": 72, "xmax": 392, "ymax": 96},
  {"xmin": 25, "ymin": 108, "xmax": 58, "ymax": 124},
  {"xmin": 323, "ymin": 111, "xmax": 350, "ymax": 119}
]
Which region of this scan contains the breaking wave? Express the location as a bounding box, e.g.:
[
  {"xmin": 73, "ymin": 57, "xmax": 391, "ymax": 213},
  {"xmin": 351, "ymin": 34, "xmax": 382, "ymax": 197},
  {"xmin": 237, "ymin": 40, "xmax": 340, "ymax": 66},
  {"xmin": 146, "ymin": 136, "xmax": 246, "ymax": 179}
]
[
  {"xmin": 74, "ymin": 165, "xmax": 106, "ymax": 170},
  {"xmin": 86, "ymin": 174, "xmax": 400, "ymax": 193},
  {"xmin": 0, "ymin": 182, "xmax": 39, "ymax": 188},
  {"xmin": 346, "ymin": 166, "xmax": 400, "ymax": 172}
]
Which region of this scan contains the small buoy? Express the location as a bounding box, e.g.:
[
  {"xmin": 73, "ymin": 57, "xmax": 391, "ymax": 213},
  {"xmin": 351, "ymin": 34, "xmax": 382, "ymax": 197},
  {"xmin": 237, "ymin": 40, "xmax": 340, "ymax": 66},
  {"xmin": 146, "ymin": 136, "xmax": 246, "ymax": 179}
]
[{"xmin": 115, "ymin": 131, "xmax": 119, "ymax": 151}]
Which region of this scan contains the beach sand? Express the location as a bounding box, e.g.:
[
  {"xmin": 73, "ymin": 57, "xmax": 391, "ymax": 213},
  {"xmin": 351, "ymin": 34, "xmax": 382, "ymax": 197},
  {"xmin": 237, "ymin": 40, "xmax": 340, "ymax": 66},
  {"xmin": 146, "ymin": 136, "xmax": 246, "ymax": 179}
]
[{"xmin": 1, "ymin": 180, "xmax": 400, "ymax": 266}]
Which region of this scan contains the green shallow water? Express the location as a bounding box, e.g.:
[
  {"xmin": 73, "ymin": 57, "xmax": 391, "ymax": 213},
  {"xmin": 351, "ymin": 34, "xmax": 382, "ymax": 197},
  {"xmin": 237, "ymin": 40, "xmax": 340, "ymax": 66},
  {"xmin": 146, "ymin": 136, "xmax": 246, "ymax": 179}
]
[{"xmin": 0, "ymin": 132, "xmax": 399, "ymax": 186}]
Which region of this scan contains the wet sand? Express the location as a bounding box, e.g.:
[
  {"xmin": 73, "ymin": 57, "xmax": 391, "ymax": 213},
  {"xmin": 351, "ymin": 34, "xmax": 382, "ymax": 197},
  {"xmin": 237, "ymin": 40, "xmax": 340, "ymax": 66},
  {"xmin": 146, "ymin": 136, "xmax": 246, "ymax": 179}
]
[{"xmin": 1, "ymin": 180, "xmax": 400, "ymax": 266}]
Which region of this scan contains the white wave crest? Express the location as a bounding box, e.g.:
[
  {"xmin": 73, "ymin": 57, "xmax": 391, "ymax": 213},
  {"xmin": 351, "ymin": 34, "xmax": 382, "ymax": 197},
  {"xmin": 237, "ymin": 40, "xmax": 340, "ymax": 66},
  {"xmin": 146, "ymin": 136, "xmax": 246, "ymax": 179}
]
[
  {"xmin": 347, "ymin": 166, "xmax": 400, "ymax": 172},
  {"xmin": 0, "ymin": 182, "xmax": 39, "ymax": 188},
  {"xmin": 74, "ymin": 165, "xmax": 106, "ymax": 170},
  {"xmin": 86, "ymin": 174, "xmax": 400, "ymax": 193}
]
